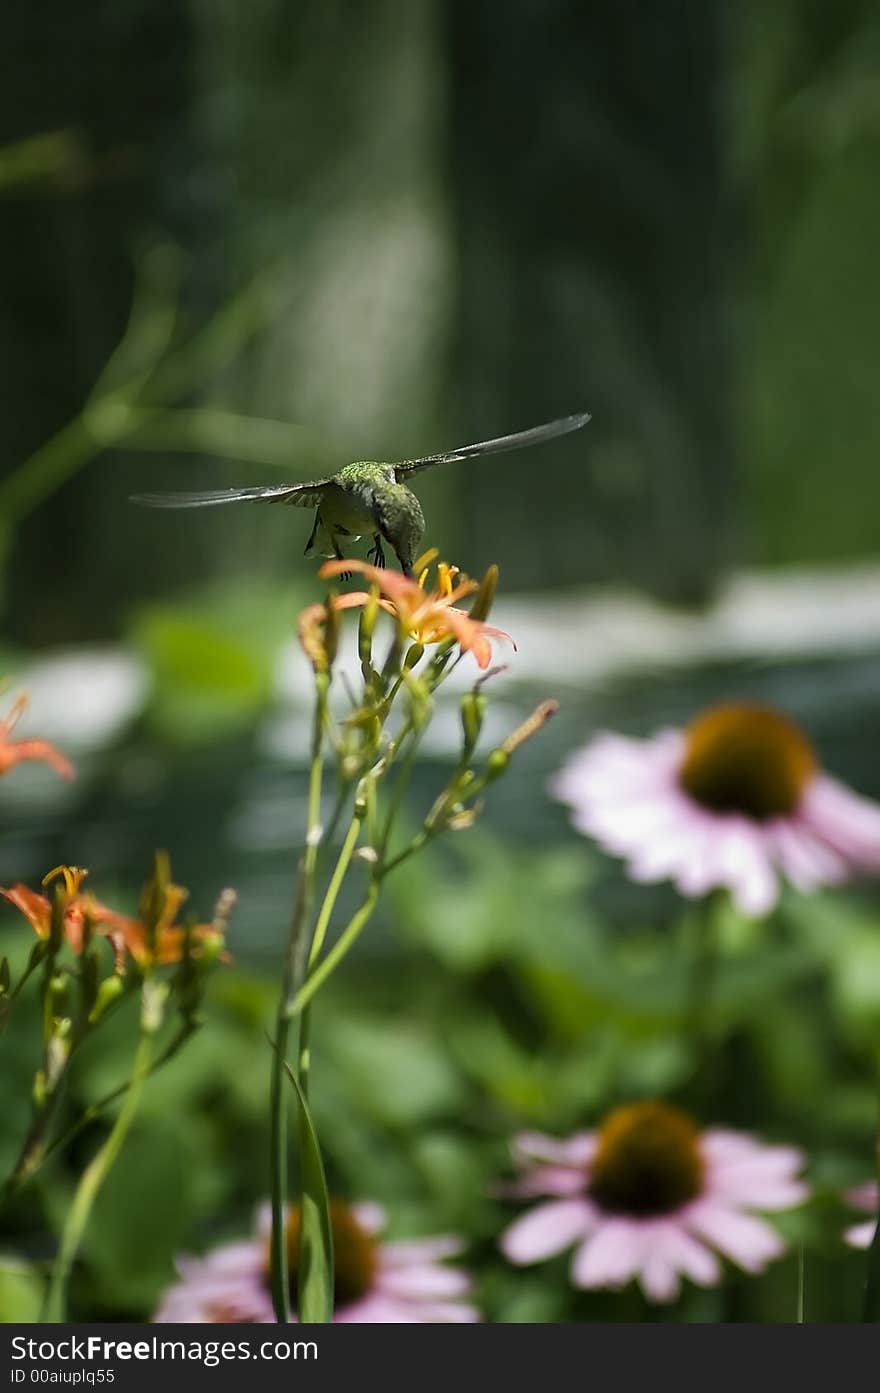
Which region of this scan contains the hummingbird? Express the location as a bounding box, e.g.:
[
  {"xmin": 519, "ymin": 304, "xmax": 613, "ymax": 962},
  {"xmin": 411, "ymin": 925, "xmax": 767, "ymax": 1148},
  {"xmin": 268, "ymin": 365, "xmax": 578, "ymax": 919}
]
[{"xmin": 131, "ymin": 411, "xmax": 590, "ymax": 576}]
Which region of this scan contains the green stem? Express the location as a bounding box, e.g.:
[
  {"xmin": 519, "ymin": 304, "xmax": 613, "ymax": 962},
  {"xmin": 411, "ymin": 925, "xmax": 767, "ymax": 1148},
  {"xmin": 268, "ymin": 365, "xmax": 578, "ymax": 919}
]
[
  {"xmin": 297, "ymin": 815, "xmax": 362, "ymax": 1099},
  {"xmin": 379, "ymin": 724, "xmax": 422, "ymax": 861},
  {"xmin": 290, "ymin": 881, "xmax": 380, "ymax": 1019},
  {"xmin": 42, "ymin": 1016, "xmax": 154, "ymax": 1322},
  {"xmin": 3, "ymin": 1085, "xmax": 68, "ymax": 1199},
  {"xmin": 41, "ymin": 1020, "xmax": 198, "ymax": 1168},
  {"xmin": 308, "ymin": 818, "xmax": 361, "ymax": 972},
  {"xmin": 269, "ymin": 682, "xmax": 327, "ymax": 1324},
  {"xmin": 144, "ymin": 267, "xmax": 280, "ymax": 403},
  {"xmin": 0, "ymin": 418, "xmax": 98, "ymax": 525},
  {"xmin": 317, "ymin": 780, "xmax": 356, "ymax": 868},
  {"xmin": 8, "ymin": 951, "xmax": 46, "ymax": 1005},
  {"xmin": 380, "ymin": 829, "xmax": 430, "ymax": 878}
]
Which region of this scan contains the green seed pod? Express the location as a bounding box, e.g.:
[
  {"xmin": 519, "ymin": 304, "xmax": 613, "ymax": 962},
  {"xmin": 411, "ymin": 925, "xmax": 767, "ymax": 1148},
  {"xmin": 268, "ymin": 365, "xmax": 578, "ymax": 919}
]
[
  {"xmin": 460, "ymin": 692, "xmax": 487, "ymax": 760},
  {"xmin": 88, "ymin": 974, "xmax": 125, "ymax": 1024},
  {"xmin": 483, "ymin": 749, "xmax": 510, "ymax": 784}
]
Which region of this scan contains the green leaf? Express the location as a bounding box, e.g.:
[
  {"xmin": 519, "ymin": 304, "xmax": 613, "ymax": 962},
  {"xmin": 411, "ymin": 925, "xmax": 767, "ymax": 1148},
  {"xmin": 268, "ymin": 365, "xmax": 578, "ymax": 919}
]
[
  {"xmin": 0, "ymin": 1255, "xmax": 44, "ymax": 1320},
  {"xmin": 284, "ymin": 1064, "xmax": 333, "ymax": 1325}
]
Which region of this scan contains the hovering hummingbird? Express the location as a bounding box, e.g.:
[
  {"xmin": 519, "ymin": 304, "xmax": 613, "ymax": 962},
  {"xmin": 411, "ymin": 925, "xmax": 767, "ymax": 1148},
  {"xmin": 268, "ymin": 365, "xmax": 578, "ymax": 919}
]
[{"xmin": 131, "ymin": 411, "xmax": 590, "ymax": 576}]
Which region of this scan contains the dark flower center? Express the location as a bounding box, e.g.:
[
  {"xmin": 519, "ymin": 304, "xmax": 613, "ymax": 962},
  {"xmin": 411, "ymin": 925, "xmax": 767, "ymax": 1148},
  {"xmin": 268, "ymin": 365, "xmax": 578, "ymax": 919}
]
[
  {"xmin": 588, "ymin": 1101, "xmax": 704, "ymax": 1217},
  {"xmin": 282, "ymin": 1200, "xmax": 377, "ymax": 1310},
  {"xmin": 679, "ymin": 702, "xmax": 815, "ymax": 821}
]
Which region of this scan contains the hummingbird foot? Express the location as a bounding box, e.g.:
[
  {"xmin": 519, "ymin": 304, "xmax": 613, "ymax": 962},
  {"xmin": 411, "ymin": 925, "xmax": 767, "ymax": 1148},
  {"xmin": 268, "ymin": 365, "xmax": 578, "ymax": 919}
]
[{"xmin": 367, "ymin": 534, "xmax": 387, "ymax": 569}]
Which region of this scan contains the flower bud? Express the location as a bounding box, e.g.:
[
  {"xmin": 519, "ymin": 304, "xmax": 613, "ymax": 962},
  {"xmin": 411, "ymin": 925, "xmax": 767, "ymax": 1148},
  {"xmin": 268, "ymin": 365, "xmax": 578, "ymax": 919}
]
[
  {"xmin": 446, "ymin": 803, "xmax": 482, "ymax": 831},
  {"xmin": 500, "ymin": 700, "xmax": 559, "ymax": 757},
  {"xmin": 46, "ymin": 971, "xmax": 70, "ymax": 1021},
  {"xmin": 460, "ymin": 691, "xmax": 487, "ymax": 760},
  {"xmin": 354, "ymin": 777, "xmax": 372, "ymax": 820},
  {"xmin": 403, "ymin": 672, "xmax": 432, "ymax": 729},
  {"xmin": 299, "ymin": 600, "xmax": 339, "ymax": 675},
  {"xmin": 358, "ymin": 589, "xmax": 380, "ymax": 668},
  {"xmin": 45, "ymin": 1023, "xmax": 72, "ymax": 1091},
  {"xmin": 469, "ymin": 563, "xmax": 499, "ymax": 623},
  {"xmin": 141, "ymin": 980, "xmax": 169, "ymax": 1035},
  {"xmin": 88, "ymin": 974, "xmax": 125, "ymax": 1024},
  {"xmin": 483, "ymin": 749, "xmax": 509, "ymax": 785}
]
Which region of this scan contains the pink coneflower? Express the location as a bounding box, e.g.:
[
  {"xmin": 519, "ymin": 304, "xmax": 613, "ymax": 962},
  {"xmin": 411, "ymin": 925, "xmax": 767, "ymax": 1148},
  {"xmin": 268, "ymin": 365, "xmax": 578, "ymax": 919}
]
[
  {"xmin": 843, "ymin": 1182, "xmax": 878, "ymax": 1250},
  {"xmin": 153, "ymin": 1200, "xmax": 479, "ymax": 1323},
  {"xmin": 551, "ymin": 702, "xmax": 880, "ymax": 917},
  {"xmin": 499, "ymin": 1100, "xmax": 807, "ymax": 1304}
]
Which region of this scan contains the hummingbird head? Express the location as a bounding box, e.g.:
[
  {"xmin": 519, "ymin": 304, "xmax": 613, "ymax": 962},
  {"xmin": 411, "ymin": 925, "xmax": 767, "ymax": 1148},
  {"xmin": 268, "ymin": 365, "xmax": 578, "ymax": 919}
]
[{"xmin": 376, "ymin": 483, "xmax": 426, "ymax": 577}]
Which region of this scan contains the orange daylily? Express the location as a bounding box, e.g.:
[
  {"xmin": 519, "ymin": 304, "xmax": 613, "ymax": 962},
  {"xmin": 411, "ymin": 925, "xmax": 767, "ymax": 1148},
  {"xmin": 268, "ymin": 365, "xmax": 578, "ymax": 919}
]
[
  {"xmin": 126, "ymin": 877, "xmax": 227, "ymax": 967},
  {"xmin": 0, "ymin": 865, "xmax": 225, "ymax": 969},
  {"xmin": 318, "ymin": 555, "xmax": 514, "ymax": 670},
  {"xmin": 0, "ymin": 866, "xmax": 130, "ymax": 967},
  {"xmin": 0, "ymin": 693, "xmax": 73, "ymax": 780}
]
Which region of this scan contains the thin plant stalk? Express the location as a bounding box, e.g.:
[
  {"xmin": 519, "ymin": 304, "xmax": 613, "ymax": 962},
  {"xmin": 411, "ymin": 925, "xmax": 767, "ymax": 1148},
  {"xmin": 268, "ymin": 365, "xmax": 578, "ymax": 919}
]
[
  {"xmin": 41, "ymin": 1020, "xmax": 198, "ymax": 1166},
  {"xmin": 297, "ymin": 813, "xmax": 362, "ymax": 1099},
  {"xmin": 42, "ymin": 1001, "xmax": 156, "ymax": 1322},
  {"xmin": 268, "ymin": 680, "xmax": 327, "ymax": 1324},
  {"xmin": 290, "ymin": 880, "xmax": 380, "ymax": 1019},
  {"xmin": 3, "ymin": 973, "xmax": 140, "ymax": 1197}
]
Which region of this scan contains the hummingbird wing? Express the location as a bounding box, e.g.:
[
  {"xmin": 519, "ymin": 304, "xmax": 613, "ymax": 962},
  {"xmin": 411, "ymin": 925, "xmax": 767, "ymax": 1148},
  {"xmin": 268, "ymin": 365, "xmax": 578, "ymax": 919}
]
[
  {"xmin": 392, "ymin": 412, "xmax": 591, "ymax": 479},
  {"xmin": 130, "ymin": 479, "xmax": 332, "ymax": 510}
]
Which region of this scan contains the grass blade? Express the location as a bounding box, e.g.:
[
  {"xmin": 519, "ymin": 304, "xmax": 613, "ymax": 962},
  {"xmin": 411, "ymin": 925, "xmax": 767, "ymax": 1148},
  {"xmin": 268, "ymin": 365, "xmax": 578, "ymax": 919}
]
[{"xmin": 283, "ymin": 1061, "xmax": 334, "ymax": 1323}]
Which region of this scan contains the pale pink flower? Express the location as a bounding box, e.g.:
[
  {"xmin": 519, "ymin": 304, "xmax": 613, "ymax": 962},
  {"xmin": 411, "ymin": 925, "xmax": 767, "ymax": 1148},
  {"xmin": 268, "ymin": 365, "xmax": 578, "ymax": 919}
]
[
  {"xmin": 499, "ymin": 1100, "xmax": 808, "ymax": 1304},
  {"xmin": 551, "ymin": 702, "xmax": 880, "ymax": 917},
  {"xmin": 843, "ymin": 1181, "xmax": 878, "ymax": 1250},
  {"xmin": 153, "ymin": 1200, "xmax": 479, "ymax": 1323}
]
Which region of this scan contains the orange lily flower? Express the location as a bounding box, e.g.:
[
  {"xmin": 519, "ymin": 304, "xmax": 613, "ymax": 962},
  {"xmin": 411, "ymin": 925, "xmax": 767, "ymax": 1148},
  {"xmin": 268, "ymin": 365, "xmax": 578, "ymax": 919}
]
[
  {"xmin": 0, "ymin": 866, "xmax": 224, "ymax": 969},
  {"xmin": 125, "ymin": 877, "xmax": 227, "ymax": 967},
  {"xmin": 319, "ymin": 555, "xmax": 513, "ymax": 670},
  {"xmin": 0, "ymin": 693, "xmax": 73, "ymax": 780},
  {"xmin": 0, "ymin": 867, "xmax": 130, "ymax": 966}
]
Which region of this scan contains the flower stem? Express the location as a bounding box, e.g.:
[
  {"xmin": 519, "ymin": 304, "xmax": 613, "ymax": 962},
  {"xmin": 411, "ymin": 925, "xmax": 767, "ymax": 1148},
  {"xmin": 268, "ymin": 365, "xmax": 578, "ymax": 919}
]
[
  {"xmin": 379, "ymin": 724, "xmax": 423, "ymax": 862},
  {"xmin": 297, "ymin": 814, "xmax": 362, "ymax": 1098},
  {"xmin": 269, "ymin": 680, "xmax": 327, "ymax": 1324},
  {"xmin": 309, "ymin": 817, "xmax": 361, "ymax": 973},
  {"xmin": 41, "ymin": 1020, "xmax": 198, "ymax": 1167},
  {"xmin": 41, "ymin": 1006, "xmax": 155, "ymax": 1322},
  {"xmin": 380, "ymin": 829, "xmax": 430, "ymax": 878},
  {"xmin": 290, "ymin": 881, "xmax": 380, "ymax": 1018}
]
